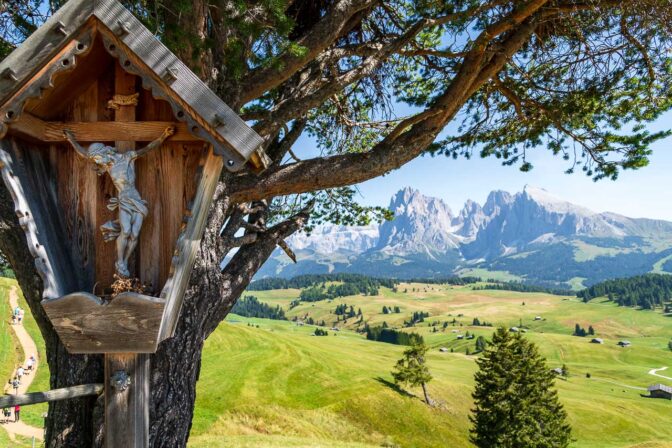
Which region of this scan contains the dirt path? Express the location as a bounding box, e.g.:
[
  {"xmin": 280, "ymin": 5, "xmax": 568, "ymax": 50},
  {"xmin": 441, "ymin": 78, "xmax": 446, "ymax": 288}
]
[
  {"xmin": 590, "ymin": 377, "xmax": 647, "ymax": 391},
  {"xmin": 648, "ymin": 367, "xmax": 672, "ymax": 381},
  {"xmin": 2, "ymin": 286, "xmax": 43, "ymax": 441}
]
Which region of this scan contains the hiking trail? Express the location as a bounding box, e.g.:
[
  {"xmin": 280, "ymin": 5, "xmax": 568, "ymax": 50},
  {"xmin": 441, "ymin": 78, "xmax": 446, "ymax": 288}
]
[{"xmin": 2, "ymin": 286, "xmax": 43, "ymax": 441}]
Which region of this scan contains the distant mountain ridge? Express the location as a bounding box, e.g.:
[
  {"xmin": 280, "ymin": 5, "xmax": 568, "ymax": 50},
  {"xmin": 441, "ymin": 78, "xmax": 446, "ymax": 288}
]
[{"xmin": 259, "ymin": 186, "xmax": 672, "ymax": 287}]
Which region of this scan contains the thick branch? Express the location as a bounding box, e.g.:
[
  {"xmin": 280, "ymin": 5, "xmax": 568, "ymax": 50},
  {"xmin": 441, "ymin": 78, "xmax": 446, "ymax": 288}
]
[
  {"xmin": 231, "ymin": 6, "xmax": 545, "ymax": 203},
  {"xmin": 254, "ymin": 18, "xmax": 431, "ymax": 137},
  {"xmin": 237, "ymin": 0, "xmax": 377, "ymax": 105},
  {"xmin": 202, "ymin": 210, "xmax": 310, "ymax": 336}
]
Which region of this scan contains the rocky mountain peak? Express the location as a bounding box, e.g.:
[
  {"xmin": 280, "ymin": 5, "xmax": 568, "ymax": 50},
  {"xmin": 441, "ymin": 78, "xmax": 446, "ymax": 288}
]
[
  {"xmin": 377, "ymin": 187, "xmax": 459, "ymax": 255},
  {"xmin": 483, "ymin": 190, "xmax": 513, "ymax": 216},
  {"xmin": 519, "ymin": 185, "xmax": 594, "ymax": 216}
]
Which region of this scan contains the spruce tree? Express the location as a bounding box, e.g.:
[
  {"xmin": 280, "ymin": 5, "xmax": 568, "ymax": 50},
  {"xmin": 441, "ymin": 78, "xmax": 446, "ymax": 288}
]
[
  {"xmin": 475, "ymin": 336, "xmax": 487, "ymax": 353},
  {"xmin": 470, "ymin": 327, "xmax": 572, "ymax": 448},
  {"xmin": 392, "ymin": 342, "xmax": 434, "ymax": 406}
]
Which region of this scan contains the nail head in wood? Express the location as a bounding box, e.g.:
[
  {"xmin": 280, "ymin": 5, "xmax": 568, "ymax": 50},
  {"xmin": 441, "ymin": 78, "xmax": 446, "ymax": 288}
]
[
  {"xmin": 116, "ymin": 20, "xmax": 132, "ymax": 36},
  {"xmin": 213, "ymin": 113, "xmax": 226, "ymax": 128},
  {"xmin": 53, "ymin": 21, "xmax": 68, "ymax": 36},
  {"xmin": 111, "ymin": 370, "xmax": 131, "ymax": 393},
  {"xmin": 1, "ymin": 68, "xmax": 18, "ymax": 82},
  {"xmin": 163, "ymin": 67, "xmax": 179, "ymax": 84}
]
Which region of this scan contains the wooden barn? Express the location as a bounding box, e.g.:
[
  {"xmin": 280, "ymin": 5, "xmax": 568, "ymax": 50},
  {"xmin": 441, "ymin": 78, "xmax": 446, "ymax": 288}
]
[{"xmin": 647, "ymin": 384, "xmax": 672, "ymax": 400}]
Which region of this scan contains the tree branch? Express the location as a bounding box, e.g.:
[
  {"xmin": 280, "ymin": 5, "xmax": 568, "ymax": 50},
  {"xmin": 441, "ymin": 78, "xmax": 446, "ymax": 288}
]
[
  {"xmin": 231, "ymin": 5, "xmax": 545, "ymax": 203},
  {"xmin": 236, "ymin": 0, "xmax": 378, "ymax": 106}
]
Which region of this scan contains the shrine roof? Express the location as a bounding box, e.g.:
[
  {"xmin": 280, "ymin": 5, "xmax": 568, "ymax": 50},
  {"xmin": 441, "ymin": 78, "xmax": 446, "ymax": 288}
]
[{"xmin": 0, "ymin": 0, "xmax": 265, "ymax": 171}]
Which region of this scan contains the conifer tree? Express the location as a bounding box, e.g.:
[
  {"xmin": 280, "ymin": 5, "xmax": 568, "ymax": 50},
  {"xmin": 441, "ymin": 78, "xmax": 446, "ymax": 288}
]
[
  {"xmin": 470, "ymin": 328, "xmax": 572, "ymax": 448},
  {"xmin": 392, "ymin": 342, "xmax": 433, "ymax": 406},
  {"xmin": 475, "ymin": 336, "xmax": 487, "ymax": 353}
]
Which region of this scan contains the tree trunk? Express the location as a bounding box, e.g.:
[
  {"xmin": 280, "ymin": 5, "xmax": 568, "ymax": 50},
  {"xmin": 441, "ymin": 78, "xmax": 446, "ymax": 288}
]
[{"xmin": 421, "ymin": 382, "xmax": 433, "ymax": 407}]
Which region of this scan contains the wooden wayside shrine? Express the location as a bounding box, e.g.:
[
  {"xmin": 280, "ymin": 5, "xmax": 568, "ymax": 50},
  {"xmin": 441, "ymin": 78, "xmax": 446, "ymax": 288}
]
[{"xmin": 0, "ymin": 0, "xmax": 265, "ymax": 446}]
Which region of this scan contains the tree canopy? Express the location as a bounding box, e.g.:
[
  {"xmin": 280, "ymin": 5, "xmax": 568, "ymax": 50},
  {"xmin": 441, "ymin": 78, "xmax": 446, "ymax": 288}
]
[
  {"xmin": 391, "ymin": 342, "xmax": 433, "ymax": 404},
  {"xmin": 2, "ymin": 0, "xmax": 672, "ymax": 446}
]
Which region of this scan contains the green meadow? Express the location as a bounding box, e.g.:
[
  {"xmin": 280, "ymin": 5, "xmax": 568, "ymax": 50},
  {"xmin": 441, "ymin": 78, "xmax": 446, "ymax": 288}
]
[
  {"xmin": 190, "ymin": 283, "xmax": 672, "ymax": 448},
  {"xmin": 0, "ymin": 279, "xmax": 669, "ymax": 447}
]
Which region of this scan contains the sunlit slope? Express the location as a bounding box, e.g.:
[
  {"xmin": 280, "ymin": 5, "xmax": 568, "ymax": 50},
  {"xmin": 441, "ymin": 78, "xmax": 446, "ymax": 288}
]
[{"xmin": 191, "ymin": 285, "xmax": 672, "ymax": 448}]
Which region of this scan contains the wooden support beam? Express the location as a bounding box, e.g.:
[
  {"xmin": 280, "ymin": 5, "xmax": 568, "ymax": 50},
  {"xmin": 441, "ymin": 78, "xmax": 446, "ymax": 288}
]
[
  {"xmin": 9, "ymin": 113, "xmax": 199, "ymax": 142},
  {"xmin": 0, "ymin": 384, "xmax": 103, "ymax": 407},
  {"xmin": 105, "ymin": 354, "xmax": 149, "ymax": 447},
  {"xmin": 103, "ymin": 64, "xmax": 148, "ymax": 448}
]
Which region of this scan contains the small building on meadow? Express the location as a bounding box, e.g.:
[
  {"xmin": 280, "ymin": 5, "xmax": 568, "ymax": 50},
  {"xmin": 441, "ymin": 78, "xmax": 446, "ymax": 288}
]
[
  {"xmin": 534, "ymin": 316, "xmax": 543, "ymax": 321},
  {"xmin": 551, "ymin": 367, "xmax": 564, "ymax": 375},
  {"xmin": 456, "ymin": 335, "xmax": 464, "ymax": 340},
  {"xmin": 617, "ymin": 340, "xmax": 631, "ymax": 347},
  {"xmin": 509, "ymin": 327, "xmax": 519, "ymax": 333},
  {"xmin": 647, "ymin": 384, "xmax": 672, "ymax": 400},
  {"xmin": 591, "ymin": 338, "xmax": 604, "ymax": 344},
  {"xmin": 439, "ymin": 347, "xmax": 449, "ymax": 352}
]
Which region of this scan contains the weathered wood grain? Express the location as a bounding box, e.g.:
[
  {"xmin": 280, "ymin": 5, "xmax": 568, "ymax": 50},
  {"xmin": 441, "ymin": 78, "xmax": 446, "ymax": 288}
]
[
  {"xmin": 10, "ymin": 114, "xmax": 198, "ymax": 142},
  {"xmin": 0, "ymin": 0, "xmax": 94, "ymax": 104},
  {"xmin": 0, "ymin": 384, "xmax": 103, "ymax": 407},
  {"xmin": 42, "ymin": 292, "xmax": 165, "ymax": 353},
  {"xmin": 104, "ymin": 353, "xmax": 149, "ymax": 447},
  {"xmin": 0, "ymin": 28, "xmax": 96, "ymax": 129},
  {"xmin": 0, "ymin": 139, "xmax": 67, "ymax": 299},
  {"xmin": 159, "ymin": 147, "xmax": 223, "ymax": 341},
  {"xmin": 25, "ymin": 26, "xmax": 113, "ymax": 121}
]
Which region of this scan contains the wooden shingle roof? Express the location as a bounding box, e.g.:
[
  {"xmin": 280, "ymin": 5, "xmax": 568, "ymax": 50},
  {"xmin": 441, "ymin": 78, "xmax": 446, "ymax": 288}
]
[
  {"xmin": 0, "ymin": 0, "xmax": 264, "ymax": 171},
  {"xmin": 648, "ymin": 384, "xmax": 672, "ymax": 393}
]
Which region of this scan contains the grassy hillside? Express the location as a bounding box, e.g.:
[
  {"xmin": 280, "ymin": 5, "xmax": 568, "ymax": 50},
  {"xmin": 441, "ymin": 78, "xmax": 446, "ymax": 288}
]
[
  {"xmin": 0, "ymin": 277, "xmax": 669, "ymax": 447},
  {"xmin": 191, "ymin": 284, "xmax": 672, "ymax": 448}
]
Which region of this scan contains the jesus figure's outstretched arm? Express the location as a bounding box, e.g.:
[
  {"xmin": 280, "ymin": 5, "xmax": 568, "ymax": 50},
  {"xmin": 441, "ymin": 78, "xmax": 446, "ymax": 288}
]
[
  {"xmin": 63, "ymin": 129, "xmax": 89, "ymax": 159},
  {"xmin": 134, "ymin": 126, "xmax": 175, "ymax": 159}
]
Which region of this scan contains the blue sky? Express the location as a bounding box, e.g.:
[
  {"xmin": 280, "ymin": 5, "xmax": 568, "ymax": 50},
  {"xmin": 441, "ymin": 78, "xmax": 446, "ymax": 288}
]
[{"xmin": 296, "ymin": 110, "xmax": 672, "ymax": 221}]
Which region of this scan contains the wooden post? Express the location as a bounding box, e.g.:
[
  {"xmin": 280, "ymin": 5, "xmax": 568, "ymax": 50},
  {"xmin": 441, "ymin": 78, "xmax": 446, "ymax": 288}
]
[
  {"xmin": 104, "ymin": 354, "xmax": 149, "ymax": 446},
  {"xmin": 103, "ymin": 64, "xmax": 149, "ymax": 448}
]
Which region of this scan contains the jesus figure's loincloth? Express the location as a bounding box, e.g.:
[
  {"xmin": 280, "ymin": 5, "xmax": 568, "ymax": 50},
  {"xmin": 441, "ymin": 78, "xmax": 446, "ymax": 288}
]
[{"xmin": 100, "ymin": 192, "xmax": 149, "ymax": 242}]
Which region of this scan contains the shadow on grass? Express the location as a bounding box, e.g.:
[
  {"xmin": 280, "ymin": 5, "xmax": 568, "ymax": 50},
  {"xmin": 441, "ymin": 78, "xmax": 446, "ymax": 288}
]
[{"xmin": 375, "ymin": 377, "xmax": 415, "ymax": 399}]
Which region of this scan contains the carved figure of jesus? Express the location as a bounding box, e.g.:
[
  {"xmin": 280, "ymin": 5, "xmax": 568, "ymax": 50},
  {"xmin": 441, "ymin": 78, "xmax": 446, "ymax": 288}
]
[{"xmin": 63, "ymin": 127, "xmax": 175, "ymax": 278}]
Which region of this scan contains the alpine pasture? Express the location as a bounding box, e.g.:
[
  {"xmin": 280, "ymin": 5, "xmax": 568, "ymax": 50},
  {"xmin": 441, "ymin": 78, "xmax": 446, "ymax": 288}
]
[{"xmin": 189, "ymin": 282, "xmax": 672, "ymax": 448}]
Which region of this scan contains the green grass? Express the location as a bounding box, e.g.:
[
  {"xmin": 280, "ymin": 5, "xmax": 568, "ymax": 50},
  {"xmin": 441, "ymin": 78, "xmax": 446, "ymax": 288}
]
[
  {"xmin": 1, "ymin": 277, "xmax": 670, "ymax": 447},
  {"xmin": 191, "ymin": 284, "xmax": 672, "ymax": 448},
  {"xmin": 0, "ymin": 278, "xmax": 47, "ymax": 444}
]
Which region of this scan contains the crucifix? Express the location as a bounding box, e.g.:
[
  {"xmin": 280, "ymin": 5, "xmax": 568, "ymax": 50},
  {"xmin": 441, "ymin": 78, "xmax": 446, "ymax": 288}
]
[{"xmin": 63, "ymin": 126, "xmax": 175, "ymax": 278}]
